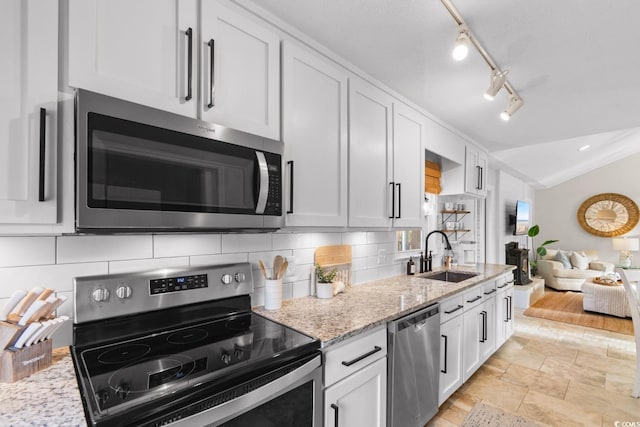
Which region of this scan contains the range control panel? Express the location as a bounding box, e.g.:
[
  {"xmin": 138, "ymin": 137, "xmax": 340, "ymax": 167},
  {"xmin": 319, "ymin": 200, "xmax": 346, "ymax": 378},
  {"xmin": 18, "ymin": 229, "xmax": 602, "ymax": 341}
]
[{"xmin": 73, "ymin": 263, "xmax": 254, "ymax": 324}]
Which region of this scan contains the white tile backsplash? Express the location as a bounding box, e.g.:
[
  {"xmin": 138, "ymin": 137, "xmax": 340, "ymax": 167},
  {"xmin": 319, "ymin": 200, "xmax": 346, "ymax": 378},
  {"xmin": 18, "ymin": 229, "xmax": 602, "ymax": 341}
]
[
  {"xmin": 153, "ymin": 234, "xmax": 221, "ymax": 258},
  {"xmin": 221, "ymin": 233, "xmax": 272, "ymax": 253},
  {"xmin": 57, "ymin": 235, "xmax": 152, "ymax": 263},
  {"xmin": 0, "ymin": 230, "xmax": 404, "ymax": 347},
  {"xmin": 0, "ymin": 237, "xmax": 56, "ymax": 267}
]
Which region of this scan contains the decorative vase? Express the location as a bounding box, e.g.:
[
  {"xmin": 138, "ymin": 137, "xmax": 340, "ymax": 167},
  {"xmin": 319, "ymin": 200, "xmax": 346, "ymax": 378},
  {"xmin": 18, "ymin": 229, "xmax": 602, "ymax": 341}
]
[{"xmin": 316, "ymin": 282, "xmax": 333, "ymax": 299}]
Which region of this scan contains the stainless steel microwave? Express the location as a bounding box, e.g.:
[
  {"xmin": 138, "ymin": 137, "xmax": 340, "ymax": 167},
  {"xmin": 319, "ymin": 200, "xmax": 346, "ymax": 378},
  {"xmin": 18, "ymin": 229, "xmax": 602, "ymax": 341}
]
[{"xmin": 75, "ymin": 90, "xmax": 283, "ymax": 232}]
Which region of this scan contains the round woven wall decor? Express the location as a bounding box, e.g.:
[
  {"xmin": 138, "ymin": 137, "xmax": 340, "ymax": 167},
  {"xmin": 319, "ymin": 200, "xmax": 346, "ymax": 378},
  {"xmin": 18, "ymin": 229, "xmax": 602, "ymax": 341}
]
[{"xmin": 577, "ymin": 193, "xmax": 639, "ymax": 237}]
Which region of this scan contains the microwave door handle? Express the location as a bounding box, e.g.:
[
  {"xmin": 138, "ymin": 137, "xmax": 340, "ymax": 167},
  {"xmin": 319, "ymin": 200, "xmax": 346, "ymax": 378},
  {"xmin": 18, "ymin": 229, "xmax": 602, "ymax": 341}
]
[{"xmin": 255, "ymin": 152, "xmax": 269, "ymax": 214}]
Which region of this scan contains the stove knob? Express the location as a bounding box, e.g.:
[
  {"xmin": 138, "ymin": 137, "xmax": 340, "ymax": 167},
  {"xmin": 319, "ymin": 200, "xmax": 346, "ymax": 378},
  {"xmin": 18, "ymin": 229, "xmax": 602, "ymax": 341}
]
[
  {"xmin": 221, "ymin": 352, "xmax": 232, "ymax": 365},
  {"xmin": 234, "ymin": 347, "xmax": 244, "ymax": 360},
  {"xmin": 115, "ymin": 285, "xmax": 132, "ymax": 299},
  {"xmin": 95, "ymin": 389, "xmax": 110, "ymax": 408},
  {"xmin": 91, "ymin": 288, "xmax": 110, "ymax": 303},
  {"xmin": 221, "ymin": 274, "xmax": 233, "ymax": 285},
  {"xmin": 114, "ymin": 383, "xmax": 130, "ymax": 400},
  {"xmin": 235, "ymin": 272, "xmax": 246, "ymax": 283}
]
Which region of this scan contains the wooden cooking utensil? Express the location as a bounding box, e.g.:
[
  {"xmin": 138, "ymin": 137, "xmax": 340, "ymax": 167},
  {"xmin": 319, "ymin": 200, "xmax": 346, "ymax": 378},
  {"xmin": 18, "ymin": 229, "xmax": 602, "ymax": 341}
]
[
  {"xmin": 258, "ymin": 260, "xmax": 268, "ymax": 279},
  {"xmin": 277, "ymin": 260, "xmax": 288, "ymax": 280},
  {"xmin": 272, "ymin": 255, "xmax": 284, "ymax": 279}
]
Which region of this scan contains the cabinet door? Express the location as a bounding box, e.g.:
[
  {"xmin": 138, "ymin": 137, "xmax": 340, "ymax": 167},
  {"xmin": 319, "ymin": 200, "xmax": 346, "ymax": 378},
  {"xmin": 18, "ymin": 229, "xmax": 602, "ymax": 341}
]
[
  {"xmin": 69, "ymin": 0, "xmax": 198, "ymax": 117},
  {"xmin": 392, "ymin": 103, "xmax": 425, "ymax": 228},
  {"xmin": 505, "ymin": 285, "xmax": 515, "ymax": 339},
  {"xmin": 201, "ymin": 1, "xmax": 280, "ymax": 140},
  {"xmin": 476, "ymin": 151, "xmax": 488, "ymax": 197},
  {"xmin": 496, "ymin": 289, "xmax": 508, "ymax": 348},
  {"xmin": 462, "ymin": 304, "xmax": 482, "ymax": 381},
  {"xmin": 282, "ymin": 42, "xmax": 348, "ymax": 227},
  {"xmin": 439, "ymin": 316, "xmax": 463, "ymax": 406},
  {"xmin": 0, "ymin": 0, "xmax": 58, "ymax": 225},
  {"xmin": 464, "ymin": 146, "xmax": 480, "ymax": 195},
  {"xmin": 349, "ymin": 78, "xmax": 393, "ymax": 227},
  {"xmin": 479, "ymin": 297, "xmax": 496, "ymax": 363},
  {"xmin": 324, "ymin": 357, "xmax": 386, "ymax": 427}
]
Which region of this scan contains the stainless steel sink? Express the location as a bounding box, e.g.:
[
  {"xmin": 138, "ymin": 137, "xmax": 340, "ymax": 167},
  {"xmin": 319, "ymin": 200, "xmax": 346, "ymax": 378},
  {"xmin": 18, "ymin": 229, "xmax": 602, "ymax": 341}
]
[{"xmin": 422, "ymin": 271, "xmax": 478, "ymax": 283}]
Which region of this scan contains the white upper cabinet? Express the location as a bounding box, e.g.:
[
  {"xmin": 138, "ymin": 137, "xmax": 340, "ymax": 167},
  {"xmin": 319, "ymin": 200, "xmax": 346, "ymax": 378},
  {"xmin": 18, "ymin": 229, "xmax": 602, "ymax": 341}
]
[
  {"xmin": 348, "ymin": 78, "xmax": 393, "ymax": 228},
  {"xmin": 0, "ymin": 0, "xmax": 58, "ymax": 226},
  {"xmin": 392, "ymin": 103, "xmax": 425, "ymax": 228},
  {"xmin": 464, "ymin": 145, "xmax": 488, "ymax": 197},
  {"xmin": 68, "ymin": 0, "xmax": 280, "ymax": 139},
  {"xmin": 200, "ymin": 0, "xmax": 280, "ymax": 140},
  {"xmin": 282, "ymin": 42, "xmax": 348, "ymax": 227},
  {"xmin": 68, "ymin": 0, "xmax": 199, "ymax": 118}
]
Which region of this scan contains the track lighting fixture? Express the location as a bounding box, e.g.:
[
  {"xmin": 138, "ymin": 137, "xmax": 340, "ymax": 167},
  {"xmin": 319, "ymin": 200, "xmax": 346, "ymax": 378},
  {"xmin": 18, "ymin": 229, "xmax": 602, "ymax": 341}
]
[
  {"xmin": 442, "ymin": 0, "xmax": 523, "ymax": 120},
  {"xmin": 451, "ymin": 24, "xmax": 470, "ymax": 61},
  {"xmin": 500, "ymin": 96, "xmax": 523, "ymax": 121},
  {"xmin": 484, "ymin": 69, "xmax": 509, "ymax": 101}
]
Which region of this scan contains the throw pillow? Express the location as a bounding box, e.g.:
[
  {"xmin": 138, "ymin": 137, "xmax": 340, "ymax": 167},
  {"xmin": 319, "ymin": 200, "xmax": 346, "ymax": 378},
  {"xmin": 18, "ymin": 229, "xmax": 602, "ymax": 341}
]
[
  {"xmin": 554, "ymin": 250, "xmax": 572, "ymax": 269},
  {"xmin": 570, "ymin": 251, "xmax": 589, "ymax": 270}
]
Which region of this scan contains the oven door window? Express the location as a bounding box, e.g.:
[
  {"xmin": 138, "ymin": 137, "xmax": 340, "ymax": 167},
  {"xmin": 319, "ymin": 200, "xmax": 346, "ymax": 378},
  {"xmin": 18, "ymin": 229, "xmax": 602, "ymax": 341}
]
[
  {"xmin": 87, "ymin": 113, "xmax": 257, "ymax": 214},
  {"xmin": 220, "ymin": 380, "xmax": 314, "ymax": 427}
]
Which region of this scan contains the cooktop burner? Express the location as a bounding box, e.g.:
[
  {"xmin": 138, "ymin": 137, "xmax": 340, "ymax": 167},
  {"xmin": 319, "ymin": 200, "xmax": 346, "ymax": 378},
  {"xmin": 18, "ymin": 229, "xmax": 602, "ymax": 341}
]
[{"xmin": 97, "ymin": 344, "xmax": 151, "ymax": 365}]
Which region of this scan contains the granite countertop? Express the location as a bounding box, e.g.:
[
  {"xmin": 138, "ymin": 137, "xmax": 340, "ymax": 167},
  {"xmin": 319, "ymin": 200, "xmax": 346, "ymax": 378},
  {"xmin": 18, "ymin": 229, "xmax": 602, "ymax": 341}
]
[
  {"xmin": 253, "ymin": 264, "xmax": 515, "ymax": 347},
  {"xmin": 0, "ymin": 264, "xmax": 513, "ymax": 425},
  {"xmin": 0, "ymin": 347, "xmax": 86, "ymax": 427}
]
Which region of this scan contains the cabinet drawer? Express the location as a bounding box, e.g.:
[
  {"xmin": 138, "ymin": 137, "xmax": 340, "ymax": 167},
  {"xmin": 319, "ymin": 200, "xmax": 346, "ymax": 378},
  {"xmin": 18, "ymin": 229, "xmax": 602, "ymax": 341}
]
[
  {"xmin": 496, "ymin": 274, "xmax": 514, "ymax": 290},
  {"xmin": 481, "ymin": 280, "xmax": 497, "ymax": 298},
  {"xmin": 324, "ymin": 326, "xmax": 387, "ymax": 387},
  {"xmin": 462, "ymin": 285, "xmax": 484, "ymax": 310},
  {"xmin": 440, "ymin": 293, "xmax": 465, "ymax": 323}
]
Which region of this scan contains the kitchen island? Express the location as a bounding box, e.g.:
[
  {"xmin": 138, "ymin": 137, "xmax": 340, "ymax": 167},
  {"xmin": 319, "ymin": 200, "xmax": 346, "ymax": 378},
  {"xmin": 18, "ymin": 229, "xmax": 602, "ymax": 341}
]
[{"xmin": 0, "ymin": 264, "xmax": 514, "ymax": 425}]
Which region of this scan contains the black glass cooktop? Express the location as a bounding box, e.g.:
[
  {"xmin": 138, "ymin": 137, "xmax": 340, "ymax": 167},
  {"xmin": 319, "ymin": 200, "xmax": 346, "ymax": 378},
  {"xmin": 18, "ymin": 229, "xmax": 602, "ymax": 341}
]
[{"xmin": 72, "ymin": 311, "xmax": 318, "ymax": 420}]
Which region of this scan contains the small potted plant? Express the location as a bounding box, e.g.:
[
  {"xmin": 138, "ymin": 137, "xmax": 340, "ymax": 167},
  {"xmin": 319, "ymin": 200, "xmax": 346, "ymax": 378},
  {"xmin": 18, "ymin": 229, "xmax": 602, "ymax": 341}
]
[{"xmin": 315, "ymin": 264, "xmax": 338, "ymax": 299}]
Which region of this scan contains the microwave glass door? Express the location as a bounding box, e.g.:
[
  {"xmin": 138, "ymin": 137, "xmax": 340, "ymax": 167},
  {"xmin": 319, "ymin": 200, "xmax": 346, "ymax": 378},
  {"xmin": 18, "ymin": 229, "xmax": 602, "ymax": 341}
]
[{"xmin": 88, "ymin": 113, "xmax": 260, "ymax": 215}]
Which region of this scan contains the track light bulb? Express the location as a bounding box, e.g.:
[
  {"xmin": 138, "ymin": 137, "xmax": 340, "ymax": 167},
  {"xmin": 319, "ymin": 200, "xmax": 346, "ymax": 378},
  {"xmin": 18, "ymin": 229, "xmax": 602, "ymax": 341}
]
[
  {"xmin": 452, "ymin": 25, "xmax": 470, "ymax": 61},
  {"xmin": 500, "ymin": 96, "xmax": 523, "ymax": 121},
  {"xmin": 484, "ymin": 69, "xmax": 509, "ymax": 101}
]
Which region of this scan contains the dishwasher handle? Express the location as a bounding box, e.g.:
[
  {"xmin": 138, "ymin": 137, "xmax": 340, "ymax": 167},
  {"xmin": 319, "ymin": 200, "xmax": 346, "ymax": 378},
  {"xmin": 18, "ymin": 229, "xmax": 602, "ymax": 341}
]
[{"xmin": 393, "ymin": 303, "xmax": 440, "ymax": 333}]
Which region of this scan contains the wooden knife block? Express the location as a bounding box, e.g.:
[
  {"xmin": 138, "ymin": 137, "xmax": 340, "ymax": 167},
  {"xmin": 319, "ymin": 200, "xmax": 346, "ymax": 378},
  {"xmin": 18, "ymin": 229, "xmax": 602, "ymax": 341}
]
[{"xmin": 0, "ymin": 338, "xmax": 53, "ymax": 383}]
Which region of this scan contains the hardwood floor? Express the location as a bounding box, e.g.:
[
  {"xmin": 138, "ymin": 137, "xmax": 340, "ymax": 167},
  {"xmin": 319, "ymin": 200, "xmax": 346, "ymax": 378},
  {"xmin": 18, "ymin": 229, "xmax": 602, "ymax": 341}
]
[{"xmin": 429, "ymin": 308, "xmax": 639, "ymax": 426}]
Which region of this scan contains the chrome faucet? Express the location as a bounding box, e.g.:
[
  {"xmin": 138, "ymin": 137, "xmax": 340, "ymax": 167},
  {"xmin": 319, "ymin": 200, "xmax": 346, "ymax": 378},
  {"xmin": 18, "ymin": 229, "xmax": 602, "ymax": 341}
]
[{"xmin": 424, "ymin": 230, "xmax": 453, "ymax": 272}]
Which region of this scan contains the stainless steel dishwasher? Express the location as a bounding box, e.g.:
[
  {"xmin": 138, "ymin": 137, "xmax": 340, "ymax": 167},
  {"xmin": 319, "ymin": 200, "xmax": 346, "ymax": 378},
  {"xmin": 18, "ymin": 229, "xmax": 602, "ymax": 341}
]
[{"xmin": 388, "ymin": 302, "xmax": 441, "ymax": 427}]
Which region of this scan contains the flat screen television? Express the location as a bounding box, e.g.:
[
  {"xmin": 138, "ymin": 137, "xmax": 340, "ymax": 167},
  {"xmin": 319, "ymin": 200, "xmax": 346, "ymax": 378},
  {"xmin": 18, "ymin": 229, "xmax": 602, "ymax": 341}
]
[{"xmin": 513, "ymin": 200, "xmax": 530, "ymax": 235}]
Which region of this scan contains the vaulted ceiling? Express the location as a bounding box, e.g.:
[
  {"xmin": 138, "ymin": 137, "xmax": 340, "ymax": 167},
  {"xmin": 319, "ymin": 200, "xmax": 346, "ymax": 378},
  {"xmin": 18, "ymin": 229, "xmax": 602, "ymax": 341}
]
[{"xmin": 246, "ymin": 0, "xmax": 640, "ymax": 187}]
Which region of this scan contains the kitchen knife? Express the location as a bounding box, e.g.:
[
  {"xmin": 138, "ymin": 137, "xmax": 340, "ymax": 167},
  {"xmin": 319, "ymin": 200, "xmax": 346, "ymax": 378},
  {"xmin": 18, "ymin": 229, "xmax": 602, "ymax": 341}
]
[
  {"xmin": 36, "ymin": 288, "xmax": 55, "ymax": 301},
  {"xmin": 43, "ymin": 315, "xmax": 69, "ymax": 341},
  {"xmin": 0, "ymin": 290, "xmax": 27, "ymax": 321},
  {"xmin": 13, "ymin": 321, "xmax": 42, "ymax": 349},
  {"xmin": 24, "ymin": 295, "xmax": 58, "ymax": 324},
  {"xmin": 9, "ymin": 286, "xmax": 44, "ymax": 317},
  {"xmin": 17, "ymin": 300, "xmax": 46, "ymax": 326},
  {"xmin": 24, "ymin": 320, "xmax": 53, "ymax": 347},
  {"xmin": 43, "ymin": 295, "xmax": 67, "ymax": 319}
]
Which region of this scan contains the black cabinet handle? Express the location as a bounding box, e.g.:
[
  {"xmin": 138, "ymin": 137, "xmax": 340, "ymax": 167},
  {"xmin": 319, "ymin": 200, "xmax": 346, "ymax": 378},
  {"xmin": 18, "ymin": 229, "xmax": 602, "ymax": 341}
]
[
  {"xmin": 497, "ymin": 283, "xmax": 509, "ymax": 289},
  {"xmin": 207, "ymin": 39, "xmax": 215, "ymax": 108},
  {"xmin": 286, "ymin": 161, "xmax": 294, "ymax": 214},
  {"xmin": 466, "ymin": 295, "xmax": 482, "ymax": 304},
  {"xmin": 507, "ymin": 295, "xmax": 513, "ymax": 321},
  {"xmin": 185, "ymin": 28, "xmax": 193, "ymax": 101},
  {"xmin": 444, "ymin": 304, "xmax": 463, "ymax": 315},
  {"xmin": 38, "ymin": 108, "xmax": 46, "ymax": 202},
  {"xmin": 476, "ymin": 165, "xmax": 481, "ymax": 190},
  {"xmin": 331, "ymin": 403, "xmax": 339, "ymax": 427},
  {"xmin": 480, "ymin": 311, "xmax": 487, "ymax": 342},
  {"xmin": 341, "ymin": 346, "xmax": 382, "ymax": 367},
  {"xmin": 388, "ymin": 182, "xmax": 395, "ymax": 219},
  {"xmin": 441, "ymin": 334, "xmax": 448, "ymax": 373},
  {"xmin": 483, "ymin": 289, "xmax": 496, "ymax": 295},
  {"xmin": 504, "ymin": 297, "xmax": 509, "ymax": 322},
  {"xmin": 396, "ymin": 183, "xmax": 401, "ymax": 219}
]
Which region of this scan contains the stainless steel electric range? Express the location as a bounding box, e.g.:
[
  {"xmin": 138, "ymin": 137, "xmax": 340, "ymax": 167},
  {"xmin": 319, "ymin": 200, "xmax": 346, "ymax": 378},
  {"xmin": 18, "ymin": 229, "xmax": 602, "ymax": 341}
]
[{"xmin": 70, "ymin": 263, "xmax": 321, "ymax": 427}]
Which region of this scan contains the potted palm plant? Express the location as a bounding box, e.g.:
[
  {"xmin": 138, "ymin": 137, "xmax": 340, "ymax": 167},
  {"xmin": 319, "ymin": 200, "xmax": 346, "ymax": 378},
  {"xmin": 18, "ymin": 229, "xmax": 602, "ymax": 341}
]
[{"xmin": 528, "ymin": 224, "xmax": 558, "ymax": 276}]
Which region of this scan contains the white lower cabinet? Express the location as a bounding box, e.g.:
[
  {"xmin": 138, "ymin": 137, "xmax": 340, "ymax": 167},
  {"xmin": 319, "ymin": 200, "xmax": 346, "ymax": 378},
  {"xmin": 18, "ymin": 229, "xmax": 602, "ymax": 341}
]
[
  {"xmin": 323, "ymin": 326, "xmax": 387, "ymax": 427},
  {"xmin": 439, "ymin": 308, "xmax": 463, "ymax": 405},
  {"xmin": 324, "ymin": 358, "xmax": 386, "ymax": 427},
  {"xmin": 496, "ymin": 275, "xmax": 515, "ymax": 348}
]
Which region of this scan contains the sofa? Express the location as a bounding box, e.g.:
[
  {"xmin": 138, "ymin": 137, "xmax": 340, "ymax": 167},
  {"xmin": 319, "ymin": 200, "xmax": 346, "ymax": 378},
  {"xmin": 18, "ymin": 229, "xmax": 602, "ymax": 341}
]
[{"xmin": 537, "ymin": 249, "xmax": 614, "ymax": 291}]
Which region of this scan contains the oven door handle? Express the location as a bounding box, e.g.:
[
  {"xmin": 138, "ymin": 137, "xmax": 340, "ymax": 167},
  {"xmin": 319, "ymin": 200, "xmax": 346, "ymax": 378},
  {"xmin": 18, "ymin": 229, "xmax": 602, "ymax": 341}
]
[{"xmin": 255, "ymin": 151, "xmax": 269, "ymax": 214}]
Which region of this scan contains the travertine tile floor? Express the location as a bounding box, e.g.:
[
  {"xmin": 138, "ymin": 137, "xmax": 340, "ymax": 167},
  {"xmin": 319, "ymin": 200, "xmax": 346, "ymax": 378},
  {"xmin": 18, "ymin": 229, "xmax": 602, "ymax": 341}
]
[{"xmin": 429, "ymin": 308, "xmax": 640, "ymax": 426}]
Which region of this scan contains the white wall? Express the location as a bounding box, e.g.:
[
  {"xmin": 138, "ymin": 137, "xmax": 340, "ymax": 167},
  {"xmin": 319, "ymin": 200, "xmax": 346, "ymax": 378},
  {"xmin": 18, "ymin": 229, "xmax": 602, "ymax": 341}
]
[
  {"xmin": 0, "ymin": 231, "xmax": 403, "ymax": 347},
  {"xmin": 535, "ymin": 152, "xmax": 640, "ymax": 265},
  {"xmin": 489, "ymin": 168, "xmax": 535, "ymax": 264}
]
